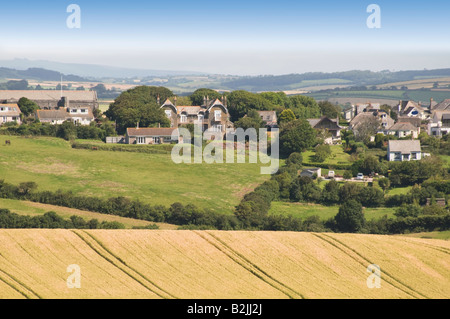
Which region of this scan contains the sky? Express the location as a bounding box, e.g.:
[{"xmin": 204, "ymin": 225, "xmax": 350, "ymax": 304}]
[{"xmin": 1, "ymin": 0, "xmax": 450, "ymax": 75}]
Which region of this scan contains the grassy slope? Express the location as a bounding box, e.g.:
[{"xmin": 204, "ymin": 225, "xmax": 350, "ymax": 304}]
[
  {"xmin": 0, "ymin": 136, "xmax": 269, "ymax": 214},
  {"xmin": 0, "ymin": 198, "xmax": 177, "ymax": 229},
  {"xmin": 0, "ymin": 229, "xmax": 448, "ymax": 299},
  {"xmin": 269, "ymin": 201, "xmax": 396, "ymax": 220}
]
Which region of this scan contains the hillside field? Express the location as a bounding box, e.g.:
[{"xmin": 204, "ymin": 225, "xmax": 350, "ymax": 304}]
[
  {"xmin": 0, "ymin": 136, "xmax": 269, "ymax": 214},
  {"xmin": 0, "ymin": 229, "xmax": 448, "ymax": 299}
]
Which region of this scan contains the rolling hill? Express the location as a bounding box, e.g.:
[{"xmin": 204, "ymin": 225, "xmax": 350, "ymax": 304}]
[{"xmin": 0, "ymin": 229, "xmax": 448, "ymax": 299}]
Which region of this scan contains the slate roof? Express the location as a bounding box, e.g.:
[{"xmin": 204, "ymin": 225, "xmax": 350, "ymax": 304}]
[
  {"xmin": 388, "ymin": 122, "xmax": 418, "ymax": 131},
  {"xmin": 433, "ymin": 99, "xmax": 450, "ymax": 111},
  {"xmin": 126, "ymin": 127, "xmax": 178, "ymax": 137},
  {"xmin": 388, "ymin": 140, "xmax": 421, "ymax": 154}
]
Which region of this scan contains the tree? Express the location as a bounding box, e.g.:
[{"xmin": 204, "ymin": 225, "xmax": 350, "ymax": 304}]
[
  {"xmin": 278, "ymin": 109, "xmax": 296, "ymax": 125},
  {"xmin": 353, "ymin": 116, "xmax": 381, "ymax": 143},
  {"xmin": 105, "ymin": 86, "xmax": 171, "ymax": 134},
  {"xmin": 314, "ymin": 144, "xmax": 331, "ymax": 163},
  {"xmin": 335, "ymin": 200, "xmax": 365, "ymax": 232},
  {"xmin": 279, "ymin": 119, "xmax": 316, "ymax": 156},
  {"xmin": 189, "ymin": 88, "xmax": 222, "ymax": 106},
  {"xmin": 227, "ymin": 90, "xmax": 275, "ymax": 122},
  {"xmin": 288, "ymin": 95, "xmax": 321, "ymax": 119},
  {"xmin": 6, "ymin": 80, "xmax": 28, "ymax": 90},
  {"xmin": 320, "ymin": 180, "xmax": 340, "ymax": 204},
  {"xmin": 17, "ymin": 97, "xmax": 39, "ymax": 116},
  {"xmin": 285, "ymin": 152, "xmax": 303, "ymax": 167},
  {"xmin": 318, "ymin": 101, "xmax": 340, "ymax": 118},
  {"xmin": 378, "ymin": 177, "xmax": 390, "ymax": 193}
]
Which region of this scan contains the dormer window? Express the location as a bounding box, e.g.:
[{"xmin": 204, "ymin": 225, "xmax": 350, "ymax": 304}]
[
  {"xmin": 80, "ymin": 109, "xmax": 87, "ymax": 113},
  {"xmin": 214, "ymin": 110, "xmax": 221, "ymax": 121},
  {"xmin": 71, "ymin": 109, "xmax": 77, "ymax": 113}
]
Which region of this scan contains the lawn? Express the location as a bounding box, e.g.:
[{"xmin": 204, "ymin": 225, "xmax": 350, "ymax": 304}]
[
  {"xmin": 0, "ymin": 136, "xmax": 270, "ymax": 214},
  {"xmin": 303, "ymin": 145, "xmax": 351, "ymax": 167},
  {"xmin": 269, "ymin": 201, "xmax": 396, "ymax": 221},
  {"xmin": 401, "ymin": 230, "xmax": 450, "ymax": 240}
]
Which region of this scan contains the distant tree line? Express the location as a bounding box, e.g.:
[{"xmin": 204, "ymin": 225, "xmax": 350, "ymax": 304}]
[{"xmin": 0, "ymin": 209, "xmax": 125, "ymax": 229}]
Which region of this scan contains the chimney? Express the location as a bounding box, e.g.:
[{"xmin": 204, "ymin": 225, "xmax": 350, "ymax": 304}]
[
  {"xmin": 137, "ymin": 121, "xmax": 139, "ymax": 129},
  {"xmin": 430, "ymin": 97, "xmax": 433, "ymax": 110},
  {"xmin": 174, "ymin": 96, "xmax": 177, "ymax": 107},
  {"xmin": 203, "ymin": 96, "xmax": 206, "ymax": 107},
  {"xmin": 206, "ymin": 95, "xmax": 209, "ymax": 106},
  {"xmin": 157, "ymin": 94, "xmax": 160, "ymax": 105},
  {"xmin": 224, "ymin": 95, "xmax": 227, "ymax": 107},
  {"xmin": 158, "ymin": 123, "xmax": 160, "ymax": 128}
]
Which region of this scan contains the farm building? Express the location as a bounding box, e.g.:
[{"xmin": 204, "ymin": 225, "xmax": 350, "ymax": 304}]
[
  {"xmin": 0, "ymin": 104, "xmax": 21, "ymax": 126},
  {"xmin": 0, "ymin": 90, "xmax": 98, "ymax": 110}
]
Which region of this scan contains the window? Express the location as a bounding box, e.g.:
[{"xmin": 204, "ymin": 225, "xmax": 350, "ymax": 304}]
[
  {"xmin": 180, "ymin": 113, "xmax": 187, "ymax": 123},
  {"xmin": 212, "ymin": 124, "xmax": 222, "ymax": 132},
  {"xmin": 394, "ymin": 153, "xmax": 401, "ymax": 161},
  {"xmin": 214, "ymin": 110, "xmax": 221, "ymax": 121},
  {"xmin": 71, "ymin": 109, "xmax": 77, "ymax": 113},
  {"xmin": 402, "ymin": 154, "xmax": 409, "ymax": 161},
  {"xmin": 0, "ymin": 107, "xmax": 4, "ymax": 111},
  {"xmin": 198, "ymin": 114, "xmax": 204, "ymax": 122},
  {"xmin": 2, "ymin": 117, "xmax": 6, "ymax": 122},
  {"xmin": 137, "ymin": 137, "xmax": 146, "ymax": 144},
  {"xmin": 165, "ymin": 110, "xmax": 171, "ymax": 118},
  {"xmin": 80, "ymin": 109, "xmax": 87, "ymax": 113},
  {"xmin": 411, "ymin": 152, "xmax": 417, "ymax": 160}
]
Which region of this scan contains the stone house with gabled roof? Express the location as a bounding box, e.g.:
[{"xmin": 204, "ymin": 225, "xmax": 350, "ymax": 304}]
[
  {"xmin": 160, "ymin": 96, "xmax": 232, "ymax": 134},
  {"xmin": 0, "ymin": 104, "xmax": 22, "ymax": 126},
  {"xmin": 307, "ymin": 116, "xmax": 343, "ymax": 144},
  {"xmin": 387, "ymin": 122, "xmax": 420, "ymax": 138}
]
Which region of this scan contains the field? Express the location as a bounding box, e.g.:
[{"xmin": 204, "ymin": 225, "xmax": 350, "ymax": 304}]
[
  {"xmin": 0, "ymin": 229, "xmax": 448, "ymax": 299},
  {"xmin": 0, "ymin": 136, "xmax": 269, "ymax": 214},
  {"xmin": 269, "ymin": 202, "xmax": 396, "ymax": 221}
]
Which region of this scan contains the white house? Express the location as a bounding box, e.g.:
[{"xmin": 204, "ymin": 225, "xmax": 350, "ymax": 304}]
[
  {"xmin": 427, "ymin": 110, "xmax": 450, "ymax": 137},
  {"xmin": 0, "ymin": 104, "xmax": 21, "ymax": 126},
  {"xmin": 387, "ymin": 140, "xmax": 422, "ymax": 162},
  {"xmin": 35, "ymin": 106, "xmax": 94, "ymax": 125}
]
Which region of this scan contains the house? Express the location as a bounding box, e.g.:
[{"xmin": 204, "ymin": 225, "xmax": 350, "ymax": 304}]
[
  {"xmin": 257, "ymin": 110, "xmax": 278, "ymax": 137},
  {"xmin": 35, "ymin": 106, "xmax": 94, "ymax": 125},
  {"xmin": 342, "ymin": 103, "xmax": 380, "ymax": 121},
  {"xmin": 386, "ymin": 122, "xmax": 420, "ymax": 138},
  {"xmin": 0, "ymin": 90, "xmax": 98, "ymax": 110},
  {"xmin": 160, "ymin": 96, "xmax": 232, "ymax": 135},
  {"xmin": 307, "ymin": 116, "xmax": 342, "ymax": 144},
  {"xmin": 125, "ymin": 127, "xmax": 179, "ymax": 144},
  {"xmin": 395, "ymin": 100, "xmax": 426, "ymax": 119},
  {"xmin": 0, "ymin": 104, "xmax": 21, "ymax": 126},
  {"xmin": 387, "ymin": 140, "xmax": 422, "ymax": 162},
  {"xmin": 349, "ymin": 110, "xmax": 395, "ymax": 133},
  {"xmin": 300, "ymin": 168, "xmax": 321, "ymax": 178},
  {"xmin": 431, "ymin": 98, "xmax": 450, "ymax": 111},
  {"xmin": 427, "ymin": 110, "xmax": 450, "ymax": 137}
]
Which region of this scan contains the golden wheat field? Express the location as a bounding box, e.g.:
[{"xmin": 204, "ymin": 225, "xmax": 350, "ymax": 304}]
[{"xmin": 0, "ymin": 229, "xmax": 449, "ymax": 299}]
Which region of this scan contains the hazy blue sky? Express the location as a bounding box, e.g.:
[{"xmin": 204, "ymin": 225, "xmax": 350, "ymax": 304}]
[{"xmin": 1, "ymin": 0, "xmax": 450, "ymax": 75}]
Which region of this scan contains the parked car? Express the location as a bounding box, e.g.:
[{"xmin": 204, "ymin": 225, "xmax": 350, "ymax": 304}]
[
  {"xmin": 356, "ymin": 173, "xmax": 364, "ymax": 180},
  {"xmin": 328, "ymin": 171, "xmax": 335, "ymax": 178}
]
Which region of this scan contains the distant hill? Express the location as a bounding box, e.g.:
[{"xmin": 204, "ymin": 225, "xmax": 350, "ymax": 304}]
[
  {"xmin": 221, "ymin": 69, "xmax": 450, "ymax": 92},
  {"xmin": 0, "ymin": 67, "xmax": 90, "ymax": 82},
  {"xmin": 0, "ymin": 59, "xmax": 206, "ymax": 78}
]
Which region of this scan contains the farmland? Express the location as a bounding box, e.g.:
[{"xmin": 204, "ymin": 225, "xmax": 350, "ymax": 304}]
[
  {"xmin": 0, "ymin": 136, "xmax": 269, "ymax": 214},
  {"xmin": 0, "ymin": 229, "xmax": 448, "ymax": 299}
]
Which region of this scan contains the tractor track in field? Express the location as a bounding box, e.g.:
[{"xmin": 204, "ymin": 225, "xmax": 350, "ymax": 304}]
[
  {"xmin": 313, "ymin": 233, "xmax": 429, "ymax": 299},
  {"xmin": 0, "ymin": 252, "xmax": 41, "ymax": 299},
  {"xmin": 71, "ymin": 230, "xmax": 176, "ymax": 299},
  {"xmin": 194, "ymin": 231, "xmax": 305, "ymax": 299}
]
